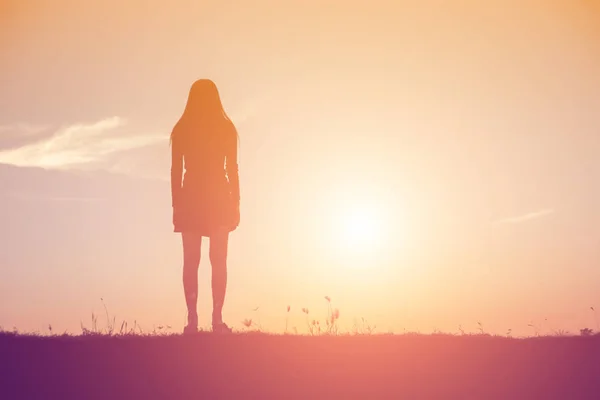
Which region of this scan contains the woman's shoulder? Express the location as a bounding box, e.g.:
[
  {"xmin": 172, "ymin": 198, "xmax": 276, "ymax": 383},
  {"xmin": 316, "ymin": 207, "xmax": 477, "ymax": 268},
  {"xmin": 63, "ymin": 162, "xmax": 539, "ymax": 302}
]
[
  {"xmin": 225, "ymin": 117, "xmax": 237, "ymax": 132},
  {"xmin": 224, "ymin": 119, "xmax": 238, "ymax": 140}
]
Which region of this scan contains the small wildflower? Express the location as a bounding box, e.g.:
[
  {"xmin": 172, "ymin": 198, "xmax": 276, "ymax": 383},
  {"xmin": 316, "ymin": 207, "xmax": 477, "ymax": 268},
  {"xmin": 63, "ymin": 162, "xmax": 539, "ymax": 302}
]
[
  {"xmin": 325, "ymin": 296, "xmax": 331, "ymax": 303},
  {"xmin": 580, "ymin": 328, "xmax": 594, "ymax": 336},
  {"xmin": 287, "ymin": 305, "xmax": 291, "ymax": 313},
  {"xmin": 302, "ymin": 308, "xmax": 309, "ymax": 314},
  {"xmin": 242, "ymin": 319, "xmax": 252, "ymax": 328},
  {"xmin": 333, "ymin": 308, "xmax": 340, "ymax": 320}
]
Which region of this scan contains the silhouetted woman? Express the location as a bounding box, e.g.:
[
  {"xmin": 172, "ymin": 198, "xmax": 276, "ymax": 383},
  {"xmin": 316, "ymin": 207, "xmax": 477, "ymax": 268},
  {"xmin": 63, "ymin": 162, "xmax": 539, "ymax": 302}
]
[{"xmin": 171, "ymin": 79, "xmax": 240, "ymax": 334}]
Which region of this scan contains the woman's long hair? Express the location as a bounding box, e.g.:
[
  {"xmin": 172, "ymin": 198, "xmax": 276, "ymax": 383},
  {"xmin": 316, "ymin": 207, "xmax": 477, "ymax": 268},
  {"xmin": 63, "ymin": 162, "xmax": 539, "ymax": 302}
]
[{"xmin": 170, "ymin": 79, "xmax": 235, "ymax": 149}]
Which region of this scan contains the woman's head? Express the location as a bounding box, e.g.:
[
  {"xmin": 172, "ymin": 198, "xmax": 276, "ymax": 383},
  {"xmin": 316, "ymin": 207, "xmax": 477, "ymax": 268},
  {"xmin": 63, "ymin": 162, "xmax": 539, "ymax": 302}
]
[
  {"xmin": 171, "ymin": 79, "xmax": 232, "ymax": 144},
  {"xmin": 183, "ymin": 79, "xmax": 228, "ymax": 121}
]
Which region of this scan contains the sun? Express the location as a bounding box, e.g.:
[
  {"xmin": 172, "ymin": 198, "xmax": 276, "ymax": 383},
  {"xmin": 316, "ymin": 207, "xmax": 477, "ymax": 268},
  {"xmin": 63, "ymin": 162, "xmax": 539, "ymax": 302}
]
[
  {"xmin": 342, "ymin": 207, "xmax": 381, "ymax": 247},
  {"xmin": 317, "ymin": 181, "xmax": 402, "ymax": 263},
  {"xmin": 332, "ymin": 203, "xmax": 387, "ymax": 255}
]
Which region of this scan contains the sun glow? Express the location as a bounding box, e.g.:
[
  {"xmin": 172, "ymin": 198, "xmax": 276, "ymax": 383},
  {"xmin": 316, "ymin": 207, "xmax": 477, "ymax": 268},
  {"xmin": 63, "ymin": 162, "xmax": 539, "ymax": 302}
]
[
  {"xmin": 328, "ymin": 200, "xmax": 391, "ymax": 259},
  {"xmin": 315, "ymin": 179, "xmax": 402, "ymax": 263},
  {"xmin": 341, "ymin": 206, "xmax": 382, "ymax": 248}
]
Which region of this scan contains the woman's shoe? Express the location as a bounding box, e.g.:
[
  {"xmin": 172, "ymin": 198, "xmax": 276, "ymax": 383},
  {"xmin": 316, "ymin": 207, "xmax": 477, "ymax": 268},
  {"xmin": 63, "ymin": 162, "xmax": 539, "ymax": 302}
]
[
  {"xmin": 183, "ymin": 324, "xmax": 198, "ymax": 335},
  {"xmin": 212, "ymin": 322, "xmax": 232, "ymax": 334},
  {"xmin": 184, "ymin": 311, "xmax": 198, "ymax": 335}
]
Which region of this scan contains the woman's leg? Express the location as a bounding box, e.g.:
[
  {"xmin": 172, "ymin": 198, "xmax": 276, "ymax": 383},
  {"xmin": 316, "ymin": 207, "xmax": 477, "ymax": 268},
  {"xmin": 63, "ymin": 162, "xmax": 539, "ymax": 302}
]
[
  {"xmin": 209, "ymin": 230, "xmax": 229, "ymax": 326},
  {"xmin": 182, "ymin": 232, "xmax": 202, "ymax": 328}
]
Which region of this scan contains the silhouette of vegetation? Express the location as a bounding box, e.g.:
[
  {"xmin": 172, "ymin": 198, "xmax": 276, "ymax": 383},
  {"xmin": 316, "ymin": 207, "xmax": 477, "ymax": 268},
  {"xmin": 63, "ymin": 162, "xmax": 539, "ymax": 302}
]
[
  {"xmin": 3, "ymin": 300, "xmax": 600, "ymax": 398},
  {"xmin": 2, "ymin": 326, "xmax": 600, "ymax": 399}
]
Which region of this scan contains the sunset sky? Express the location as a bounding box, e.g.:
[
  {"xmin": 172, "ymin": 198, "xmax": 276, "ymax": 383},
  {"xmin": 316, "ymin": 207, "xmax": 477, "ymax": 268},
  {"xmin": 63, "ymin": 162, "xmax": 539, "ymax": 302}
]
[{"xmin": 1, "ymin": 0, "xmax": 599, "ymax": 336}]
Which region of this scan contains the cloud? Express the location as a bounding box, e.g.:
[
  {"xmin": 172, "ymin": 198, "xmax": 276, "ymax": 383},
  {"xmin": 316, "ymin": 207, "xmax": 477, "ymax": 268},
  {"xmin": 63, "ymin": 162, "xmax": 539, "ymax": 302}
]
[
  {"xmin": 493, "ymin": 208, "xmax": 555, "ymax": 225},
  {"xmin": 0, "ymin": 123, "xmax": 49, "ymax": 136},
  {"xmin": 0, "ymin": 117, "xmax": 166, "ymax": 170},
  {"xmin": 4, "ymin": 192, "xmax": 106, "ymax": 203}
]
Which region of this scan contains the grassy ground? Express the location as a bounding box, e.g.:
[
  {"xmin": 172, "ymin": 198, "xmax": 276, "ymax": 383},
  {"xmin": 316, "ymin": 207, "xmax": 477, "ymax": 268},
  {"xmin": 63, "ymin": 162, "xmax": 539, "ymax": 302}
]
[{"xmin": 2, "ymin": 331, "xmax": 600, "ymax": 399}]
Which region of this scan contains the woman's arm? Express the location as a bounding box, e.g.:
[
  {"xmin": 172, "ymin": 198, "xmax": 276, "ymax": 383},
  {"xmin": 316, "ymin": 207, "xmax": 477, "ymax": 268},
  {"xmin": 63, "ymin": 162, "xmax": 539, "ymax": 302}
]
[
  {"xmin": 226, "ymin": 125, "xmax": 240, "ymax": 204},
  {"xmin": 171, "ymin": 139, "xmax": 183, "ymax": 207}
]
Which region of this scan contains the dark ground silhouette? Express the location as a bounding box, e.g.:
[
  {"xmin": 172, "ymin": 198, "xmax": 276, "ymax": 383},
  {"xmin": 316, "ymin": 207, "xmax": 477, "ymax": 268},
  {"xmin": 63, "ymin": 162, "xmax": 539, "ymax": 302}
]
[{"xmin": 2, "ymin": 332, "xmax": 600, "ymax": 399}]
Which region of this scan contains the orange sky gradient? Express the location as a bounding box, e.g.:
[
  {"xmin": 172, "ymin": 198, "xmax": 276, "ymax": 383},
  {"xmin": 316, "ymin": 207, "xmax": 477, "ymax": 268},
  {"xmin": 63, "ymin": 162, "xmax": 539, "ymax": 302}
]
[{"xmin": 1, "ymin": 0, "xmax": 600, "ymax": 336}]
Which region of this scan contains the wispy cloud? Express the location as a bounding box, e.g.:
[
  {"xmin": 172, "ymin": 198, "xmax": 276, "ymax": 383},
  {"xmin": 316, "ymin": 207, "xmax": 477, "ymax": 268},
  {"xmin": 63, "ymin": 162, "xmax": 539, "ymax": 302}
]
[
  {"xmin": 0, "ymin": 123, "xmax": 49, "ymax": 136},
  {"xmin": 0, "ymin": 117, "xmax": 165, "ymax": 170},
  {"xmin": 4, "ymin": 192, "xmax": 106, "ymax": 203},
  {"xmin": 493, "ymin": 208, "xmax": 555, "ymax": 225}
]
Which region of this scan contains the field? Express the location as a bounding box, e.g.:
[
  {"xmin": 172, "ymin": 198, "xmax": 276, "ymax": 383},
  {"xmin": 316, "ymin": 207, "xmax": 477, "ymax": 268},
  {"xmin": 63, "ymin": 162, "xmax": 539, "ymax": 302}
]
[{"xmin": 2, "ymin": 331, "xmax": 600, "ymax": 399}]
